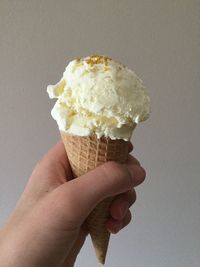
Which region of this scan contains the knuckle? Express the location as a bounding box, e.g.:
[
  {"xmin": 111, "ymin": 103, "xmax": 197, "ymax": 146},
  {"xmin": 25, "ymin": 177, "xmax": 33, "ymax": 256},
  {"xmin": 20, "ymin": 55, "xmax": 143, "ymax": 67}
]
[{"xmin": 101, "ymin": 161, "xmax": 133, "ymax": 193}]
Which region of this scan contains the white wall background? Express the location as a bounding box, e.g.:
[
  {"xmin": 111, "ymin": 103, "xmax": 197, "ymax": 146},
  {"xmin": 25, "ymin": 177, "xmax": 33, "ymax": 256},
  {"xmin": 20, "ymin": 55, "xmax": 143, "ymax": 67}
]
[{"xmin": 0, "ymin": 1, "xmax": 199, "ymax": 266}]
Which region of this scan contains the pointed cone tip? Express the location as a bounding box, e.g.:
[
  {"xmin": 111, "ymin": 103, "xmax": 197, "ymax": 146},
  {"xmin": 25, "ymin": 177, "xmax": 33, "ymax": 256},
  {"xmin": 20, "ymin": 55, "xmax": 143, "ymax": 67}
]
[{"xmin": 96, "ymin": 251, "xmax": 106, "ymax": 265}]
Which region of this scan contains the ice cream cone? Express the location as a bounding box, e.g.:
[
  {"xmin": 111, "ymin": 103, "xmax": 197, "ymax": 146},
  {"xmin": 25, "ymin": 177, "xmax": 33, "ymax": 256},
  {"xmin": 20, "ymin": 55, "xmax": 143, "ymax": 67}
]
[
  {"xmin": 60, "ymin": 132, "xmax": 131, "ymax": 264},
  {"xmin": 47, "ymin": 55, "xmax": 150, "ymax": 264}
]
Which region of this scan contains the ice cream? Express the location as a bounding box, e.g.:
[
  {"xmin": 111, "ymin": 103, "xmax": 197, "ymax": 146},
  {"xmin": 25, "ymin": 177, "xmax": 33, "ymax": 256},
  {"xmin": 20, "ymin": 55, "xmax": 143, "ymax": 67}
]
[{"xmin": 47, "ymin": 55, "xmax": 150, "ymax": 141}]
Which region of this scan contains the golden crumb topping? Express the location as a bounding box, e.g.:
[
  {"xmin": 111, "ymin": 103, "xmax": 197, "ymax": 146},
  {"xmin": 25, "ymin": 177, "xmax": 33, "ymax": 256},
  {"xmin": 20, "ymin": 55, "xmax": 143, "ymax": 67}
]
[{"xmin": 84, "ymin": 55, "xmax": 112, "ymax": 66}]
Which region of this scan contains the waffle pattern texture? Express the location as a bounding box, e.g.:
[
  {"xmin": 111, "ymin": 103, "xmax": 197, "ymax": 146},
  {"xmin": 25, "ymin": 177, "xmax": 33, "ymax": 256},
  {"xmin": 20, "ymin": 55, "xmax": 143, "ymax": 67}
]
[{"xmin": 60, "ymin": 132, "xmax": 129, "ymax": 264}]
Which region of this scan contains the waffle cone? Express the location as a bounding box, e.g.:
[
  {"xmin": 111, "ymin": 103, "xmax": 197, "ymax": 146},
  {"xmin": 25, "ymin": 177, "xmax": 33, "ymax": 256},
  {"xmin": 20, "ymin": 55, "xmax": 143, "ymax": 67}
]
[{"xmin": 60, "ymin": 132, "xmax": 130, "ymax": 264}]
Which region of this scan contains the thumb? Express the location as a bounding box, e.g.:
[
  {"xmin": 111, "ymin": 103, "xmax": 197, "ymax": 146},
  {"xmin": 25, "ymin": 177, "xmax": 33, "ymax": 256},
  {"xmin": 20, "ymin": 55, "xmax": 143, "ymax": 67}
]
[{"xmin": 55, "ymin": 160, "xmax": 145, "ymax": 225}]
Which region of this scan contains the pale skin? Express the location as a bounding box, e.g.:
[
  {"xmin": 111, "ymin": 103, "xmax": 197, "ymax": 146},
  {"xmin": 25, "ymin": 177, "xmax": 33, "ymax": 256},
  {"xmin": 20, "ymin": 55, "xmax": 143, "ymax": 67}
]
[{"xmin": 0, "ymin": 141, "xmax": 146, "ymax": 267}]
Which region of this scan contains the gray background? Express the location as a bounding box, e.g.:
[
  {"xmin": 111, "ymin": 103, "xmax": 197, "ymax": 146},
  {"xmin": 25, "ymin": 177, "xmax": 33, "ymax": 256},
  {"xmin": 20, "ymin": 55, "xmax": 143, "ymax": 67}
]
[{"xmin": 0, "ymin": 1, "xmax": 200, "ymax": 266}]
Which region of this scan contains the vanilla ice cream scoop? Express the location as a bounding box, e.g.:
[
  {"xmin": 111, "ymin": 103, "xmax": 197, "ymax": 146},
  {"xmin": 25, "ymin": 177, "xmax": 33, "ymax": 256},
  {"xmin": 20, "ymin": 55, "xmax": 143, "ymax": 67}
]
[{"xmin": 47, "ymin": 55, "xmax": 150, "ymax": 140}]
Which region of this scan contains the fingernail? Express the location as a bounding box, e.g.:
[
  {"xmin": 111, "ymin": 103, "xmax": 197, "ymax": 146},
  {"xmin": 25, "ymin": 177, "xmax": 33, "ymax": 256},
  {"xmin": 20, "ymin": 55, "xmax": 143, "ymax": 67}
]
[
  {"xmin": 119, "ymin": 201, "xmax": 129, "ymax": 218},
  {"xmin": 110, "ymin": 222, "xmax": 123, "ymax": 234}
]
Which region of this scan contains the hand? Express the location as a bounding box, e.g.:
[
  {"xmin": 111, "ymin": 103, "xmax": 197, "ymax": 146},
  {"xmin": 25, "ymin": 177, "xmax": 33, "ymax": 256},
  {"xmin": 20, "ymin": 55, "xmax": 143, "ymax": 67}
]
[{"xmin": 0, "ymin": 141, "xmax": 145, "ymax": 267}]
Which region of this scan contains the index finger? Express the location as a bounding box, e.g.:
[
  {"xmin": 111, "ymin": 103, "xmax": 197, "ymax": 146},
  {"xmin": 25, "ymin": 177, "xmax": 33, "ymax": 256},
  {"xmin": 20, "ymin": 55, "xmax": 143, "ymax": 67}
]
[{"xmin": 32, "ymin": 141, "xmax": 72, "ymax": 182}]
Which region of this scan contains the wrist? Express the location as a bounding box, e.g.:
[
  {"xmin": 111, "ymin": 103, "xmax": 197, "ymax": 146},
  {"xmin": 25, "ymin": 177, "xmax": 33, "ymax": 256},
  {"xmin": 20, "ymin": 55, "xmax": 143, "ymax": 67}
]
[
  {"xmin": 0, "ymin": 226, "xmax": 35, "ymax": 267},
  {"xmin": 0, "ymin": 227, "xmax": 64, "ymax": 267},
  {"xmin": 0, "ymin": 230, "xmax": 20, "ymax": 267}
]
